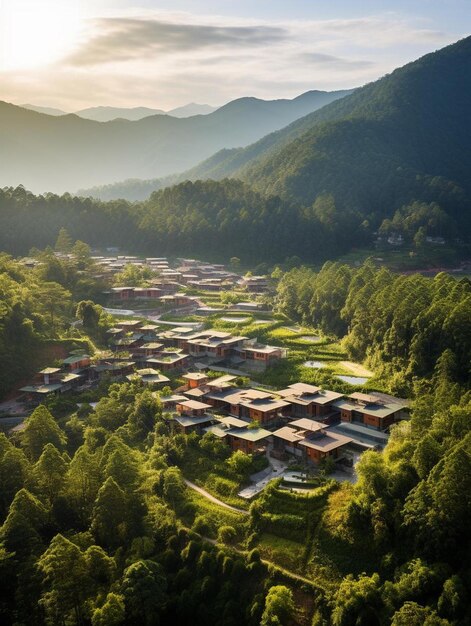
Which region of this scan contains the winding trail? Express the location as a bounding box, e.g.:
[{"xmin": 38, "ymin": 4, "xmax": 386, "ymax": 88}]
[{"xmin": 183, "ymin": 479, "xmax": 249, "ymax": 515}]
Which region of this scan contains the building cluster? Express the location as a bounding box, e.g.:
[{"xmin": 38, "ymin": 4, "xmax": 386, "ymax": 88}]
[
  {"xmin": 108, "ymin": 321, "xmax": 286, "ymax": 373},
  {"xmin": 162, "ymin": 377, "xmax": 408, "ymax": 466},
  {"xmin": 17, "ymin": 320, "xmax": 286, "ymax": 404},
  {"xmin": 97, "ymin": 255, "xmax": 270, "ymax": 303}
]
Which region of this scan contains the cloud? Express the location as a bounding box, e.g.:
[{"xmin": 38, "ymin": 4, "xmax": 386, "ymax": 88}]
[
  {"xmin": 0, "ymin": 9, "xmax": 463, "ymax": 110},
  {"xmin": 66, "ymin": 17, "xmax": 287, "ymax": 66},
  {"xmin": 297, "ymin": 52, "xmax": 374, "ymax": 70}
]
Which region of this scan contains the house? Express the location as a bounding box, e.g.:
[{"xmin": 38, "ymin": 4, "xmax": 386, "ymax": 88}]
[
  {"xmin": 109, "ymin": 287, "xmax": 135, "ymax": 301},
  {"xmin": 176, "ymin": 399, "xmax": 212, "ymax": 416},
  {"xmin": 156, "ymin": 393, "xmax": 188, "ymax": 410},
  {"xmin": 233, "ymin": 342, "xmax": 286, "ymax": 369},
  {"xmin": 272, "ymin": 418, "xmax": 352, "ymax": 465},
  {"xmin": 62, "ymin": 354, "xmax": 91, "ymax": 371},
  {"xmin": 183, "ymin": 387, "xmax": 208, "ymax": 400},
  {"xmin": 204, "ymin": 375, "xmax": 237, "ymax": 393},
  {"xmin": 204, "ymin": 416, "xmax": 271, "ymax": 453},
  {"xmin": 277, "ymin": 383, "xmax": 344, "ymax": 420},
  {"xmin": 112, "ymin": 333, "xmax": 144, "ymax": 351},
  {"xmin": 115, "ymin": 319, "xmax": 143, "ymax": 331},
  {"xmin": 158, "ymin": 293, "xmax": 196, "ymax": 308},
  {"xmin": 126, "ymin": 368, "xmax": 170, "ymax": 386},
  {"xmin": 133, "ymin": 342, "xmax": 164, "ymax": 359},
  {"xmin": 146, "ymin": 351, "xmax": 190, "ymax": 372},
  {"xmin": 241, "ymin": 275, "xmax": 269, "ymax": 292},
  {"xmin": 133, "ymin": 287, "xmax": 163, "ymax": 300},
  {"xmin": 174, "ymin": 399, "xmax": 214, "ymax": 434},
  {"xmin": 94, "ymin": 360, "xmax": 135, "ymax": 380},
  {"xmin": 182, "ymin": 372, "xmax": 209, "ymax": 389},
  {"xmin": 19, "ymin": 367, "xmax": 84, "ymax": 403},
  {"xmin": 139, "ymin": 325, "xmax": 160, "ymax": 341},
  {"xmin": 333, "ymin": 392, "xmax": 408, "ymax": 431},
  {"xmin": 205, "ymin": 388, "xmax": 290, "ymax": 425},
  {"xmin": 186, "ymin": 331, "xmax": 248, "ymax": 360}
]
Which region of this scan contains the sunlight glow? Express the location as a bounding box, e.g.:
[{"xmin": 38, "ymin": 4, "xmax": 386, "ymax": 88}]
[{"xmin": 0, "ymin": 0, "xmax": 83, "ymax": 70}]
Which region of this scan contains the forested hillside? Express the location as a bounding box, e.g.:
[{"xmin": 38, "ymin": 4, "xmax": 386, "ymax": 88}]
[
  {"xmin": 0, "ymin": 250, "xmax": 107, "ymax": 398},
  {"xmin": 0, "ymin": 182, "xmax": 372, "ymax": 263},
  {"xmin": 276, "ymin": 261, "xmax": 471, "ymax": 393},
  {"xmin": 75, "ymin": 37, "xmax": 471, "ymax": 247},
  {"xmin": 0, "ymin": 89, "xmax": 350, "ymax": 194}
]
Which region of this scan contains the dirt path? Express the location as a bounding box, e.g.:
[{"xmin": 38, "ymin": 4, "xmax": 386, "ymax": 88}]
[
  {"xmin": 339, "ymin": 360, "xmax": 374, "ymax": 377},
  {"xmin": 184, "ymin": 479, "xmax": 249, "ymax": 515}
]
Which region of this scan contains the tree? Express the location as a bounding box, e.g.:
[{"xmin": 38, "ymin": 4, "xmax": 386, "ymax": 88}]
[
  {"xmin": 129, "ymin": 390, "xmax": 161, "ymax": 439},
  {"xmin": 226, "ymin": 450, "xmax": 252, "ymax": 478},
  {"xmin": 37, "ymin": 534, "xmax": 92, "ymax": 625},
  {"xmin": 34, "ymin": 443, "xmax": 68, "ymax": 502},
  {"xmin": 35, "ymin": 281, "xmax": 72, "ymax": 329},
  {"xmin": 261, "ymin": 585, "xmax": 295, "ymax": 626},
  {"xmin": 64, "ymin": 445, "xmax": 102, "ymax": 527},
  {"xmin": 91, "ymin": 477, "xmax": 129, "ymax": 549},
  {"xmin": 55, "ymin": 227, "xmax": 73, "ymax": 253},
  {"xmin": 104, "ymin": 447, "xmax": 140, "ymax": 492},
  {"xmin": 1, "ymin": 489, "xmax": 48, "ymax": 557},
  {"xmin": 92, "ymin": 593, "xmax": 125, "ymax": 626},
  {"xmin": 331, "ymin": 574, "xmax": 382, "ymax": 626},
  {"xmin": 391, "ymin": 602, "xmax": 450, "ymax": 626},
  {"xmin": 20, "ymin": 405, "xmax": 66, "ymax": 461},
  {"xmin": 121, "ymin": 560, "xmax": 167, "ymax": 625},
  {"xmin": 0, "ymin": 446, "xmax": 30, "ymax": 518},
  {"xmin": 162, "ymin": 467, "xmax": 186, "ymax": 506}
]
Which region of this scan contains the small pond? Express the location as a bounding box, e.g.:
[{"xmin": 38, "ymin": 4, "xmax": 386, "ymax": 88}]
[
  {"xmin": 219, "ymin": 316, "xmax": 250, "ymax": 323},
  {"xmin": 303, "ymin": 360, "xmax": 326, "ymax": 369},
  {"xmin": 337, "ymin": 375, "xmax": 369, "ymax": 385},
  {"xmin": 300, "ymin": 335, "xmax": 320, "ymax": 343}
]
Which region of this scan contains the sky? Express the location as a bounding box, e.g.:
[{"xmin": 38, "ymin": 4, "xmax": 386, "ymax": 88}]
[{"xmin": 0, "ymin": 0, "xmax": 468, "ymax": 111}]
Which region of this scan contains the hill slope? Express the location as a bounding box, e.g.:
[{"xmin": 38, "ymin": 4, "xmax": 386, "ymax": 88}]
[
  {"xmin": 187, "ymin": 37, "xmax": 471, "ymax": 230},
  {"xmin": 0, "ymin": 89, "xmax": 350, "ymax": 193}
]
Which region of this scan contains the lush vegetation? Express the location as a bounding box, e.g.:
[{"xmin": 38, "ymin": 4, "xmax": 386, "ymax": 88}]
[
  {"xmin": 0, "ymin": 386, "xmax": 314, "ymax": 626},
  {"xmin": 1, "ymin": 373, "xmax": 469, "ymax": 625},
  {"xmin": 0, "ymin": 249, "xmax": 112, "ymax": 399},
  {"xmin": 276, "ymin": 260, "xmax": 471, "ymax": 394}
]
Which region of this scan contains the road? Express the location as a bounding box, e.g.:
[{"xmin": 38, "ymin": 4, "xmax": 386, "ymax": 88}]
[{"xmin": 183, "ymin": 479, "xmax": 249, "ymax": 515}]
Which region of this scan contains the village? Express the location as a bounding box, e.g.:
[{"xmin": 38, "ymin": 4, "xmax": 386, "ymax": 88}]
[{"xmin": 7, "ymin": 252, "xmax": 410, "ymax": 496}]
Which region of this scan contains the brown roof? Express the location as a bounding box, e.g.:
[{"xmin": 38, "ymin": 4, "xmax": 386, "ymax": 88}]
[
  {"xmin": 350, "ymin": 392, "xmax": 381, "ymax": 404},
  {"xmin": 289, "ymin": 418, "xmax": 325, "ymax": 432},
  {"xmin": 298, "ymin": 430, "xmax": 352, "ymax": 452},
  {"xmin": 176, "ymin": 399, "xmax": 212, "ymax": 411},
  {"xmin": 182, "ymin": 372, "xmax": 208, "ymax": 381},
  {"xmin": 272, "ymin": 426, "xmax": 306, "ymax": 443}
]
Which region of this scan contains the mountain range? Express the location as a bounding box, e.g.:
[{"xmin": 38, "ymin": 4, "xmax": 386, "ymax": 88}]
[
  {"xmin": 21, "ymin": 102, "xmax": 218, "ymax": 121},
  {"xmin": 89, "ymin": 36, "xmax": 471, "ymax": 233},
  {"xmin": 0, "ymin": 89, "xmax": 351, "ymax": 193}
]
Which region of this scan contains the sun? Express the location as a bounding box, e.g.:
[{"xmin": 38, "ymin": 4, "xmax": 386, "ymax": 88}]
[{"xmin": 0, "ymin": 0, "xmax": 83, "ymax": 71}]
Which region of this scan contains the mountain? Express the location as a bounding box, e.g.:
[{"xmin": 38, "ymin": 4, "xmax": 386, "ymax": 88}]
[
  {"xmin": 21, "ymin": 104, "xmax": 67, "ymax": 116},
  {"xmin": 0, "ymin": 88, "xmax": 351, "ymax": 194},
  {"xmin": 183, "ymin": 37, "xmax": 471, "ymax": 231},
  {"xmin": 167, "ymin": 103, "xmax": 218, "ymax": 117},
  {"xmin": 75, "ymin": 106, "xmax": 166, "ymax": 122},
  {"xmin": 74, "ymin": 89, "xmax": 352, "ymax": 199}
]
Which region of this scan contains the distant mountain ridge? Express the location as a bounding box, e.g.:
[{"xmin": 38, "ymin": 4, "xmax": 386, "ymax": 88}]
[
  {"xmin": 22, "ymin": 102, "xmax": 217, "ymax": 121},
  {"xmin": 1, "ymin": 89, "xmax": 352, "ymax": 193}
]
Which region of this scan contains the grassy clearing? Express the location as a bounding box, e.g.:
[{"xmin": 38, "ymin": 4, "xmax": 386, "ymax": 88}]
[
  {"xmin": 178, "ymin": 489, "xmax": 247, "ymax": 539},
  {"xmin": 257, "ymin": 533, "xmax": 306, "ymax": 575},
  {"xmin": 179, "ymin": 445, "xmax": 253, "ymax": 510}
]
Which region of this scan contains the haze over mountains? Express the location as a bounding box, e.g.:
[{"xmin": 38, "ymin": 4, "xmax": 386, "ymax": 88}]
[
  {"xmin": 90, "ymin": 35, "xmax": 471, "ymax": 233},
  {"xmin": 22, "ymin": 102, "xmax": 218, "ymax": 121},
  {"xmin": 0, "ymin": 89, "xmax": 350, "ymax": 193}
]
